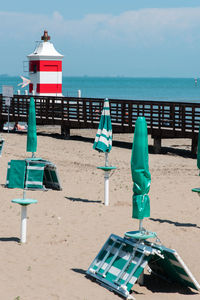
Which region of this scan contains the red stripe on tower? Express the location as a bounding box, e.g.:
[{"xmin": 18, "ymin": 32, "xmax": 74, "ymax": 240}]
[
  {"xmin": 27, "ymin": 30, "xmax": 64, "ymax": 96},
  {"xmin": 29, "ymin": 83, "xmax": 33, "ymax": 93},
  {"xmin": 29, "ymin": 60, "xmax": 62, "ymax": 72},
  {"xmin": 36, "ymin": 84, "xmax": 62, "ymax": 93}
]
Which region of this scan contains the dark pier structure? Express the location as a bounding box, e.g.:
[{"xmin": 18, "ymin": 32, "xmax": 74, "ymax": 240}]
[{"xmin": 0, "ymin": 94, "xmax": 200, "ymax": 154}]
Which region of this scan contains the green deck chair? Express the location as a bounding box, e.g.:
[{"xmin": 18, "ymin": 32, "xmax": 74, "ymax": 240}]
[{"xmin": 6, "ymin": 158, "xmax": 62, "ymax": 191}]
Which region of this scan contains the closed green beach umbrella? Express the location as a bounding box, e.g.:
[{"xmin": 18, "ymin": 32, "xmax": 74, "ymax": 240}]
[
  {"xmin": 197, "ymin": 126, "xmax": 200, "ymax": 170},
  {"xmin": 131, "ymin": 117, "xmax": 151, "ymax": 229},
  {"xmin": 192, "ymin": 125, "xmax": 200, "ymax": 194},
  {"xmin": 93, "ymin": 98, "xmax": 112, "ymax": 153},
  {"xmin": 26, "ymin": 97, "xmax": 37, "ymax": 156},
  {"xmin": 93, "ymin": 98, "xmax": 115, "ymax": 206}
]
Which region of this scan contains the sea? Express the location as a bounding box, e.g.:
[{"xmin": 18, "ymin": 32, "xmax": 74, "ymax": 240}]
[{"xmin": 0, "ymin": 75, "xmax": 200, "ymax": 103}]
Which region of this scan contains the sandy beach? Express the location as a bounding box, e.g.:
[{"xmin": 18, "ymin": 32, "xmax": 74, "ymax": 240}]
[{"xmin": 0, "ymin": 126, "xmax": 199, "ymax": 300}]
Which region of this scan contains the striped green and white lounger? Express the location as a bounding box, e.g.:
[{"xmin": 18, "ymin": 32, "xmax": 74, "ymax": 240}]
[
  {"xmin": 87, "ymin": 234, "xmax": 200, "ymax": 299},
  {"xmin": 86, "ymin": 234, "xmax": 154, "ymax": 299},
  {"xmin": 6, "ymin": 158, "xmax": 61, "ymax": 191},
  {"xmin": 148, "ymin": 243, "xmax": 200, "ymax": 291}
]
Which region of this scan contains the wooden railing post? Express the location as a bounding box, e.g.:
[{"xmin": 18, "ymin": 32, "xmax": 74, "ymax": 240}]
[
  {"xmin": 171, "ymin": 104, "xmax": 175, "ymax": 133},
  {"xmin": 89, "ymin": 100, "xmax": 93, "ymax": 124},
  {"xmin": 83, "ymin": 100, "xmax": 87, "ymax": 125},
  {"xmin": 46, "ymin": 98, "xmax": 49, "ymax": 121},
  {"xmin": 121, "ymin": 102, "xmax": 125, "ymax": 129},
  {"xmin": 61, "ymin": 124, "xmax": 70, "ymax": 139},
  {"xmin": 128, "ymin": 103, "xmax": 132, "ymax": 130},
  {"xmin": 61, "ymin": 98, "xmax": 64, "ymax": 122},
  {"xmin": 77, "ymin": 99, "xmax": 80, "ymax": 124},
  {"xmin": 0, "ymin": 95, "xmax": 3, "ymax": 131},
  {"xmin": 52, "ymin": 97, "xmax": 55, "ymax": 123},
  {"xmin": 154, "ymin": 136, "xmax": 162, "ymax": 154},
  {"xmin": 150, "ymin": 103, "xmax": 153, "ymax": 133},
  {"xmin": 191, "ymin": 134, "xmax": 198, "ymax": 155},
  {"xmin": 181, "ymin": 105, "xmax": 186, "ymax": 135}
]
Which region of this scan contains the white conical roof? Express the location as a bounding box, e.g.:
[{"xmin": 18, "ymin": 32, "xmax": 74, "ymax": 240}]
[{"xmin": 27, "ymin": 40, "xmax": 63, "ymax": 60}]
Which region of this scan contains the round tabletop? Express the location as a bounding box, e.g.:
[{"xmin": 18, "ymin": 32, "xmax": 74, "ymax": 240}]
[
  {"xmin": 124, "ymin": 230, "xmax": 157, "ymax": 240},
  {"xmin": 11, "ymin": 198, "xmax": 38, "ymax": 206},
  {"xmin": 97, "ymin": 166, "xmax": 117, "ymax": 171},
  {"xmin": 192, "ymin": 188, "xmax": 200, "ymax": 193}
]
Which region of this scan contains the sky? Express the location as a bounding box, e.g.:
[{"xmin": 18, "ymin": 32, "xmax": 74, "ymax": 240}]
[{"xmin": 1, "ymin": 1, "xmax": 200, "ymax": 77}]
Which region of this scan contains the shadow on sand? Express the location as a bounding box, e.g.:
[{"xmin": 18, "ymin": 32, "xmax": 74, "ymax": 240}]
[
  {"xmin": 0, "ymin": 237, "xmax": 20, "ymax": 243},
  {"xmin": 150, "ymin": 217, "xmax": 200, "ymax": 229},
  {"xmin": 71, "ymin": 268, "xmax": 86, "ymax": 275},
  {"xmin": 14, "ymin": 130, "xmax": 195, "ymax": 159},
  {"xmin": 65, "ymin": 196, "xmax": 101, "ymax": 204},
  {"xmin": 144, "ymin": 273, "xmax": 197, "ymax": 295},
  {"xmin": 53, "ymin": 134, "xmax": 195, "ymax": 159},
  {"xmin": 71, "ymin": 268, "xmax": 197, "ymax": 296}
]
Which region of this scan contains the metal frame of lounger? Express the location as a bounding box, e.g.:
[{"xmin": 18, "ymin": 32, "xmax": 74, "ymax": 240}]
[
  {"xmin": 86, "ymin": 234, "xmax": 154, "ymax": 299},
  {"xmin": 87, "ymin": 233, "xmax": 200, "ymax": 299},
  {"xmin": 147, "ymin": 242, "xmax": 200, "ymax": 291}
]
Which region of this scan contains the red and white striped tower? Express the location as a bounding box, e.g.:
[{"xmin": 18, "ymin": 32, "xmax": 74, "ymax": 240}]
[{"xmin": 27, "ymin": 30, "xmax": 64, "ymax": 96}]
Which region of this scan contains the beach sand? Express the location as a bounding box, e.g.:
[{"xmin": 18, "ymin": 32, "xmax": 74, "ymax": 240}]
[{"xmin": 0, "ymin": 126, "xmax": 199, "ymax": 300}]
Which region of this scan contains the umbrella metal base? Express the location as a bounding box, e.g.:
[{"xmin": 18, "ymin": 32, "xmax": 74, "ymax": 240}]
[
  {"xmin": 97, "ymin": 166, "xmax": 116, "ymax": 171},
  {"xmin": 12, "ymin": 198, "xmax": 38, "ymax": 205},
  {"xmin": 192, "ymin": 188, "xmax": 200, "ymax": 196},
  {"xmin": 11, "ymin": 198, "xmax": 37, "ymax": 243},
  {"xmin": 124, "ymin": 230, "xmax": 157, "ymax": 240}
]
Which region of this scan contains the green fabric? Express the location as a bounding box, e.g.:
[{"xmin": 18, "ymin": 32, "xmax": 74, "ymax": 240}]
[
  {"xmin": 149, "ymin": 244, "xmax": 200, "ymax": 291},
  {"xmin": 43, "ymin": 167, "xmax": 61, "ymax": 190},
  {"xmin": 93, "ymin": 98, "xmax": 112, "ymax": 153},
  {"xmin": 87, "ymin": 234, "xmax": 151, "ymax": 295},
  {"xmin": 192, "ymin": 187, "xmax": 200, "ymax": 193},
  {"xmin": 7, "ymin": 160, "xmax": 26, "ymax": 189},
  {"xmin": 26, "ymin": 97, "xmax": 37, "ymax": 153},
  {"xmin": 197, "ymin": 126, "xmax": 200, "ymax": 169},
  {"xmin": 25, "ymin": 161, "xmax": 45, "ymax": 189},
  {"xmin": 6, "ymin": 158, "xmax": 61, "ymax": 191},
  {"xmin": 50, "ymin": 169, "xmax": 58, "ymax": 183},
  {"xmin": 44, "ymin": 168, "xmax": 51, "ymax": 182},
  {"xmin": 131, "ymin": 117, "xmax": 151, "ymax": 219}
]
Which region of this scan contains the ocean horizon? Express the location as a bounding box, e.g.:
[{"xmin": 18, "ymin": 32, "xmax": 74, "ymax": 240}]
[{"xmin": 0, "ymin": 75, "xmax": 200, "ymax": 102}]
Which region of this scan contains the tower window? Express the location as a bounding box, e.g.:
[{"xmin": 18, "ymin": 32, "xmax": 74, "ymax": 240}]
[{"xmin": 33, "ymin": 64, "xmax": 37, "ymax": 73}]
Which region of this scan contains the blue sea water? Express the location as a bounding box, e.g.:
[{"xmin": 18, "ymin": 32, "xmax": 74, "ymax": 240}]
[{"xmin": 0, "ymin": 75, "xmax": 200, "ymax": 102}]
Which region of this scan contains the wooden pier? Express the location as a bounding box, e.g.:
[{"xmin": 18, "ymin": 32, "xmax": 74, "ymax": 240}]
[{"xmin": 0, "ymin": 94, "xmax": 200, "ymax": 153}]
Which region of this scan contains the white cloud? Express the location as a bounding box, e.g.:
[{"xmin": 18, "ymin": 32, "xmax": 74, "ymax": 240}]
[
  {"xmin": 1, "ymin": 7, "xmax": 200, "ymax": 49},
  {"xmin": 53, "ymin": 11, "xmax": 64, "ymax": 22}
]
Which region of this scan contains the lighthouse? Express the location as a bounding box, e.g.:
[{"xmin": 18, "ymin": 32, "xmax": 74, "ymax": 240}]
[{"xmin": 27, "ymin": 30, "xmax": 64, "ymax": 96}]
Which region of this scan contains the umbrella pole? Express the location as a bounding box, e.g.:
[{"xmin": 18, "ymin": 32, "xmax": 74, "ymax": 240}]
[
  {"xmin": 21, "ymin": 190, "xmax": 27, "ymax": 243},
  {"xmin": 21, "ymin": 205, "xmax": 27, "ymax": 243},
  {"xmin": 139, "ymin": 219, "xmax": 143, "ymax": 232},
  {"xmin": 105, "ymin": 152, "xmax": 109, "ymax": 167},
  {"xmin": 104, "ymin": 172, "xmax": 109, "ymax": 206},
  {"xmin": 104, "ymin": 152, "xmax": 109, "ymax": 206}
]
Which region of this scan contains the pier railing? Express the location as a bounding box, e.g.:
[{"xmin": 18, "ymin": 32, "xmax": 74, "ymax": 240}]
[{"xmin": 0, "ymin": 94, "xmax": 200, "ymax": 152}]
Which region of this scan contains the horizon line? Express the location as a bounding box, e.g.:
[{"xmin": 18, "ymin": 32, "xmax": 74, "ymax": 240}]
[{"xmin": 0, "ymin": 74, "xmax": 199, "ymax": 79}]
